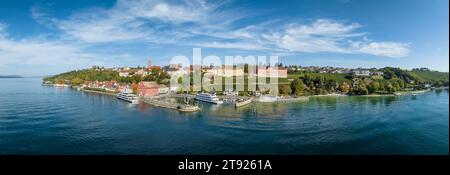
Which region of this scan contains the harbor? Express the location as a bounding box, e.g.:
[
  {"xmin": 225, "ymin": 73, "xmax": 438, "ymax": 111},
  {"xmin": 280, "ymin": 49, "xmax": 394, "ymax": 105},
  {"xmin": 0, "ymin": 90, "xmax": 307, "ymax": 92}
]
[{"xmin": 140, "ymin": 96, "xmax": 200, "ymax": 112}]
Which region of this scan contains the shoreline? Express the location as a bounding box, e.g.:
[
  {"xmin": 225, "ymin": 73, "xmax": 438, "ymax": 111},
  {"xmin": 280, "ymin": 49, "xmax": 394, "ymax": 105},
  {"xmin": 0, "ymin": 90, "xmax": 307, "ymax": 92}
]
[
  {"xmin": 80, "ymin": 88, "xmax": 117, "ymax": 96},
  {"xmin": 45, "ymin": 83, "xmax": 438, "ymax": 105},
  {"xmin": 276, "ymin": 96, "xmax": 310, "ymax": 102}
]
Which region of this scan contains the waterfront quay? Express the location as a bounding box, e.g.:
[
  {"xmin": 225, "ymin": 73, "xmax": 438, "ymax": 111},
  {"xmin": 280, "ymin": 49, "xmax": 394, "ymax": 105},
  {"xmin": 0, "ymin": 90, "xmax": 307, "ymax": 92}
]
[
  {"xmin": 141, "ymin": 97, "xmax": 178, "ymax": 109},
  {"xmin": 140, "ymin": 95, "xmax": 200, "ymax": 112}
]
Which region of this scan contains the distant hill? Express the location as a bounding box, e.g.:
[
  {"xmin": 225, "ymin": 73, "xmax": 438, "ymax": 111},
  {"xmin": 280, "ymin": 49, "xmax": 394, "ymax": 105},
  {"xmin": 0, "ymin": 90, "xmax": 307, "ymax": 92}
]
[
  {"xmin": 0, "ymin": 75, "xmax": 22, "ymax": 78},
  {"xmin": 409, "ymin": 71, "xmax": 449, "ymax": 83}
]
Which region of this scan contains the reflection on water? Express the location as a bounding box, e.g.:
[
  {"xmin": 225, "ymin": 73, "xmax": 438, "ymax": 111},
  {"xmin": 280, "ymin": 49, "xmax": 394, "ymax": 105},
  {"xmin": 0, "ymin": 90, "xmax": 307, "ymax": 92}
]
[{"xmin": 0, "ymin": 78, "xmax": 448, "ymax": 154}]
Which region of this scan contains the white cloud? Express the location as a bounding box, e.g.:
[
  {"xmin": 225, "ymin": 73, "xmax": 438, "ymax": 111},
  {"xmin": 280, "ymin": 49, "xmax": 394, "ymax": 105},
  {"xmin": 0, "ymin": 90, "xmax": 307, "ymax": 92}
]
[
  {"xmin": 118, "ymin": 0, "xmax": 209, "ymax": 23},
  {"xmin": 196, "ymin": 41, "xmax": 267, "ymax": 50},
  {"xmin": 0, "ymin": 38, "xmax": 100, "ymax": 66},
  {"xmin": 0, "ymin": 23, "xmax": 114, "ymax": 69},
  {"xmin": 30, "ymin": 1, "xmax": 410, "ymax": 58},
  {"xmin": 358, "ymin": 42, "xmax": 410, "ymax": 57},
  {"xmin": 33, "ymin": 0, "xmax": 228, "ymax": 43},
  {"xmin": 285, "ymin": 19, "xmax": 362, "ymax": 37},
  {"xmin": 278, "ymin": 34, "xmax": 349, "ymax": 53},
  {"xmin": 261, "ymin": 19, "xmax": 409, "ymax": 58}
]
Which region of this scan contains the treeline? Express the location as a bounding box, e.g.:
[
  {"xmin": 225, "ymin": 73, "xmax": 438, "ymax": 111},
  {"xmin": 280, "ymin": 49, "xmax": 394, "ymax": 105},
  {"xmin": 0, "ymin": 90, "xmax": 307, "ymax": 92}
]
[
  {"xmin": 43, "ymin": 69, "xmax": 170, "ymax": 85},
  {"xmin": 280, "ymin": 67, "xmax": 448, "ymax": 96}
]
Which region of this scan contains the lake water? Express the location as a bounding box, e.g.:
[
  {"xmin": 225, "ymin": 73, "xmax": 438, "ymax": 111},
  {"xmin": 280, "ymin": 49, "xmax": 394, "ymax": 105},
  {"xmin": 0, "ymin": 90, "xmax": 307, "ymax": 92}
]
[{"xmin": 0, "ymin": 78, "xmax": 448, "ymax": 154}]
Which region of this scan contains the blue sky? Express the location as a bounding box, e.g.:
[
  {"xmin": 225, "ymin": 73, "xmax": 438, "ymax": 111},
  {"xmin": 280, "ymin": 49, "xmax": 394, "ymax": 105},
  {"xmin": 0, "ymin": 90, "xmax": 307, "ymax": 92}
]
[{"xmin": 0, "ymin": 0, "xmax": 448, "ymax": 76}]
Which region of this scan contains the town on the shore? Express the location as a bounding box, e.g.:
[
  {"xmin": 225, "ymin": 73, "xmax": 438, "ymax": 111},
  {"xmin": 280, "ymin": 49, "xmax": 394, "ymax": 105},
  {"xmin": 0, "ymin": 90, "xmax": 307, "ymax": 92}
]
[{"xmin": 43, "ymin": 59, "xmax": 449, "ymax": 111}]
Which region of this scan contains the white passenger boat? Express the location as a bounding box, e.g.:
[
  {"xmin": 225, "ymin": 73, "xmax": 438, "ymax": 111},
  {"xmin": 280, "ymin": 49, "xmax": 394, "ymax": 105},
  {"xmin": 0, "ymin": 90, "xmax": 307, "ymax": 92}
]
[
  {"xmin": 194, "ymin": 93, "xmax": 223, "ymax": 104},
  {"xmin": 117, "ymin": 88, "xmax": 139, "ymax": 104}
]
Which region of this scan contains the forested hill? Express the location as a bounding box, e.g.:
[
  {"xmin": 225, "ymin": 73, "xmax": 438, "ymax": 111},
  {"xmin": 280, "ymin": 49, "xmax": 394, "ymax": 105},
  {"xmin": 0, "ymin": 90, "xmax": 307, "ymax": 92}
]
[
  {"xmin": 43, "ymin": 68, "xmax": 170, "ymax": 85},
  {"xmin": 409, "ymin": 70, "xmax": 449, "ymax": 83},
  {"xmin": 284, "ymin": 67, "xmax": 448, "ymax": 96}
]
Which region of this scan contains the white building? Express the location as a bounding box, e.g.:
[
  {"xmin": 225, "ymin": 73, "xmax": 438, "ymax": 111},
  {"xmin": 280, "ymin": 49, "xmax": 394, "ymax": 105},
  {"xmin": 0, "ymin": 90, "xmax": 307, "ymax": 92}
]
[
  {"xmin": 352, "ymin": 69, "xmax": 370, "ymax": 76},
  {"xmin": 119, "ymin": 71, "xmax": 130, "ymax": 77}
]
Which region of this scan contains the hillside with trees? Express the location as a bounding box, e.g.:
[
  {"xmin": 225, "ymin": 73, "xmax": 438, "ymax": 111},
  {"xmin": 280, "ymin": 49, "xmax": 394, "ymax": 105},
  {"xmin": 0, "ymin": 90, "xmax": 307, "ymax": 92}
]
[
  {"xmin": 43, "ymin": 68, "xmax": 170, "ymax": 85},
  {"xmin": 286, "ymin": 67, "xmax": 448, "ymax": 96}
]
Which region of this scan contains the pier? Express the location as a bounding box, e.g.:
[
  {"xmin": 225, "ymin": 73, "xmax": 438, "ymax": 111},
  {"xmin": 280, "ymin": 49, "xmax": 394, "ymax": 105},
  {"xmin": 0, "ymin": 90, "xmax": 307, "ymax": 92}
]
[
  {"xmin": 170, "ymin": 94, "xmax": 195, "ymax": 98},
  {"xmin": 141, "ymin": 96, "xmax": 200, "ymax": 112},
  {"xmin": 140, "ymin": 97, "xmax": 179, "ymax": 109},
  {"xmin": 81, "ymin": 88, "xmax": 117, "ymax": 96}
]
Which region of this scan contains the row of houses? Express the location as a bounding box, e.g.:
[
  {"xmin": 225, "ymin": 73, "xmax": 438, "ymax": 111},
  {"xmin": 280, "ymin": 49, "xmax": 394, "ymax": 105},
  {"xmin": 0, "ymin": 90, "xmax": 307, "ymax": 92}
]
[
  {"xmin": 203, "ymin": 66, "xmax": 287, "ymax": 78},
  {"xmin": 82, "ymin": 80, "xmax": 172, "ymax": 97},
  {"xmin": 163, "ymin": 64, "xmax": 288, "ymax": 78},
  {"xmin": 82, "ymin": 80, "xmax": 128, "ymax": 92},
  {"xmin": 286, "ymin": 65, "xmax": 386, "ymax": 76},
  {"xmin": 286, "ymin": 65, "xmax": 385, "ymax": 77},
  {"xmin": 352, "ymin": 68, "xmax": 384, "ymax": 77},
  {"xmin": 287, "ymin": 66, "xmax": 353, "ymax": 74}
]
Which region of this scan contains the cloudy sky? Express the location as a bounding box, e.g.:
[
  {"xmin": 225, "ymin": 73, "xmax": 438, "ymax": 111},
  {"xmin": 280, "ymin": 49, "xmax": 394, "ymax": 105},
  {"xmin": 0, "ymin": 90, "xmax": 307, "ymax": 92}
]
[{"xmin": 0, "ymin": 0, "xmax": 448, "ymax": 76}]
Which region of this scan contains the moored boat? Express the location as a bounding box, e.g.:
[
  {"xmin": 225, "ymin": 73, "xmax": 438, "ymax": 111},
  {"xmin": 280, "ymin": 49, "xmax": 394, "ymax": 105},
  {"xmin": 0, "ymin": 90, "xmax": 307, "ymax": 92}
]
[
  {"xmin": 178, "ymin": 105, "xmax": 200, "ymax": 112},
  {"xmin": 194, "ymin": 93, "xmax": 223, "ymax": 104},
  {"xmin": 117, "ymin": 88, "xmax": 139, "ymax": 104},
  {"xmin": 235, "ymin": 97, "xmax": 253, "ymax": 108}
]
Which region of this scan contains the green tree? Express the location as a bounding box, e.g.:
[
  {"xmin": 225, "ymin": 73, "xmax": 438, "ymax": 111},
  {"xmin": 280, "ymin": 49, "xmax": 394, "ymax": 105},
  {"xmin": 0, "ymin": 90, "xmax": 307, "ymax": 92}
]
[
  {"xmin": 352, "ymin": 80, "xmax": 368, "ymax": 95},
  {"xmin": 71, "ymin": 77, "xmax": 83, "ymax": 86},
  {"xmin": 291, "ymin": 79, "xmax": 305, "ymax": 96},
  {"xmin": 392, "ymin": 81, "xmax": 401, "ymax": 91},
  {"xmin": 279, "ymin": 84, "xmax": 292, "ymax": 95},
  {"xmin": 368, "ymin": 81, "xmax": 380, "ymax": 94},
  {"xmin": 339, "ymin": 82, "xmax": 350, "ymax": 94},
  {"xmin": 386, "ymin": 83, "xmax": 395, "ymax": 93}
]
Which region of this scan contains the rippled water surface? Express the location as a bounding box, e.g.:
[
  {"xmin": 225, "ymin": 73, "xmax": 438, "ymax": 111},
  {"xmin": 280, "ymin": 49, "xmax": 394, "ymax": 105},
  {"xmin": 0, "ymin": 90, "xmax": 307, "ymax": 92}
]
[{"xmin": 0, "ymin": 78, "xmax": 448, "ymax": 154}]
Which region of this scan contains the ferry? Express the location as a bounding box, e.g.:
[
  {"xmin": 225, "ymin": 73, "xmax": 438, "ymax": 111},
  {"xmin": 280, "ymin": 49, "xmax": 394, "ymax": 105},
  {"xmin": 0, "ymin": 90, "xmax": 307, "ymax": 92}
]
[
  {"xmin": 194, "ymin": 93, "xmax": 223, "ymax": 104},
  {"xmin": 117, "ymin": 88, "xmax": 139, "ymax": 104}
]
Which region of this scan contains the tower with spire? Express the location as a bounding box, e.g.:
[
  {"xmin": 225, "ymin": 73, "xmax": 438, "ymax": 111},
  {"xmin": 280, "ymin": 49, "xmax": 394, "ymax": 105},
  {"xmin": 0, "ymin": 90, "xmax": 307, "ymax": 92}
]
[{"xmin": 147, "ymin": 57, "xmax": 160, "ymax": 71}]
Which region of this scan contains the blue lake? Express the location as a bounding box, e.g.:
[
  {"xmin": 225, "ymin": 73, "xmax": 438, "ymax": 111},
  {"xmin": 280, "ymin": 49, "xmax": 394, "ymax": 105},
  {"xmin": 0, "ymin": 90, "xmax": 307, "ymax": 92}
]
[{"xmin": 0, "ymin": 78, "xmax": 448, "ymax": 154}]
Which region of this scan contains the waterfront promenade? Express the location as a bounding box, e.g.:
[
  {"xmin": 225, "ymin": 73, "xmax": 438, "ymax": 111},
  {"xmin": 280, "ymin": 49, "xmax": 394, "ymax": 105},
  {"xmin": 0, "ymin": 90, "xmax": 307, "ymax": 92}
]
[
  {"xmin": 81, "ymin": 88, "xmax": 117, "ymax": 96},
  {"xmin": 141, "ymin": 97, "xmax": 179, "ymax": 109}
]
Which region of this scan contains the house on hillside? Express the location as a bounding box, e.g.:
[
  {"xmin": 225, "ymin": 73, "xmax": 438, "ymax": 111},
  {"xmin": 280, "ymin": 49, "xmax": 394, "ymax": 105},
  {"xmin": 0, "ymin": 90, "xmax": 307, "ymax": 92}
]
[
  {"xmin": 352, "ymin": 68, "xmax": 371, "ymax": 76},
  {"xmin": 370, "ymin": 71, "xmax": 384, "ymax": 76},
  {"xmin": 204, "ymin": 66, "xmax": 245, "ymax": 77},
  {"xmin": 256, "ymin": 67, "xmax": 287, "ymax": 78},
  {"xmin": 119, "ymin": 71, "xmax": 130, "ymax": 77}
]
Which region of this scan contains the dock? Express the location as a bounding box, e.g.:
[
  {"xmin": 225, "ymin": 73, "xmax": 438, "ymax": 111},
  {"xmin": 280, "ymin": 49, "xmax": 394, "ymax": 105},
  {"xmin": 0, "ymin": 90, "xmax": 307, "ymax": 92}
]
[
  {"xmin": 140, "ymin": 97, "xmax": 199, "ymax": 112},
  {"xmin": 140, "ymin": 97, "xmax": 178, "ymax": 109},
  {"xmin": 81, "ymin": 88, "xmax": 117, "ymax": 96}
]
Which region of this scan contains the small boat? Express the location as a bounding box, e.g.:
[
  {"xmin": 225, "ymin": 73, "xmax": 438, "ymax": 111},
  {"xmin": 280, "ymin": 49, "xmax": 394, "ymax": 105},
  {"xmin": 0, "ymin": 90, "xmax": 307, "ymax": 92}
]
[
  {"xmin": 178, "ymin": 97, "xmax": 200, "ymax": 112},
  {"xmin": 194, "ymin": 92, "xmax": 223, "ymax": 104},
  {"xmin": 178, "ymin": 105, "xmax": 200, "ymax": 112},
  {"xmin": 235, "ymin": 97, "xmax": 253, "ymax": 108},
  {"xmin": 116, "ymin": 88, "xmax": 139, "ymax": 104}
]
